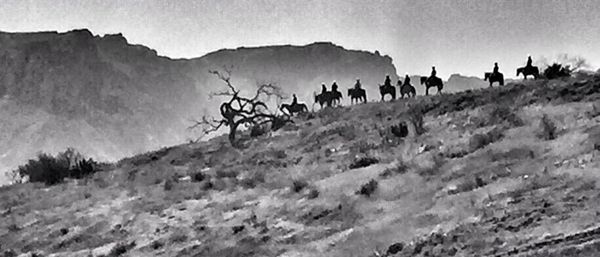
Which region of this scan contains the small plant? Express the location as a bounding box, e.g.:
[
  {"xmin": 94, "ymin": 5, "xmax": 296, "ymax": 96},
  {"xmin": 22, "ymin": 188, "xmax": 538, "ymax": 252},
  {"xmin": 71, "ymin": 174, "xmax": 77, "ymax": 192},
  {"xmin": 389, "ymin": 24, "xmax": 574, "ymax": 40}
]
[
  {"xmin": 349, "ymin": 157, "xmax": 379, "ymax": 169},
  {"xmin": 469, "ymin": 127, "xmax": 504, "ymax": 152},
  {"xmin": 292, "ymin": 179, "xmax": 309, "ymax": 193},
  {"xmin": 407, "ymin": 104, "xmax": 426, "ymax": 135},
  {"xmin": 355, "ymin": 179, "xmax": 378, "ymax": 197},
  {"xmin": 307, "ymin": 188, "xmax": 320, "ymax": 199},
  {"xmin": 108, "ymin": 241, "xmax": 136, "ymax": 257},
  {"xmin": 484, "ymin": 105, "xmax": 524, "ymax": 128},
  {"xmin": 536, "ymin": 114, "xmax": 557, "ymax": 140},
  {"xmin": 379, "ymin": 162, "xmax": 409, "ymax": 178},
  {"xmin": 164, "ymin": 179, "xmax": 174, "ymax": 191},
  {"xmin": 390, "ymin": 122, "xmax": 409, "ymax": 138},
  {"xmin": 250, "ymin": 124, "xmax": 268, "ymax": 138},
  {"xmin": 191, "ymin": 171, "xmax": 206, "ymax": 182}
]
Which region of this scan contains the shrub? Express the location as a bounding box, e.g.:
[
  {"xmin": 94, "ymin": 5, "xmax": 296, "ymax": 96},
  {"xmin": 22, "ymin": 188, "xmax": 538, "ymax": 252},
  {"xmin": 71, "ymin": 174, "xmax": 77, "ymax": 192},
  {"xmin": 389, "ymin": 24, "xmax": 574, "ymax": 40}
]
[
  {"xmin": 349, "ymin": 157, "xmax": 379, "ymax": 169},
  {"xmin": 307, "ymin": 188, "xmax": 320, "ymax": 199},
  {"xmin": 12, "ymin": 149, "xmax": 99, "ymax": 185},
  {"xmin": 164, "ymin": 179, "xmax": 174, "ymax": 191},
  {"xmin": 536, "ymin": 114, "xmax": 557, "ymax": 140},
  {"xmin": 379, "ymin": 162, "xmax": 409, "ymax": 178},
  {"xmin": 407, "ymin": 104, "xmax": 426, "ymax": 135},
  {"xmin": 469, "ymin": 127, "xmax": 504, "ymax": 152},
  {"xmin": 191, "ymin": 172, "xmax": 206, "ymax": 182},
  {"xmin": 484, "ymin": 105, "xmax": 524, "ymax": 128},
  {"xmin": 108, "ymin": 241, "xmax": 136, "ymax": 257},
  {"xmin": 390, "ymin": 122, "xmax": 409, "ymax": 138},
  {"xmin": 250, "ymin": 124, "xmax": 268, "ymax": 138},
  {"xmin": 356, "ymin": 179, "xmax": 378, "ymax": 197},
  {"xmin": 292, "ymin": 179, "xmax": 309, "ymax": 193},
  {"xmin": 543, "ymin": 63, "xmax": 572, "ymax": 79}
]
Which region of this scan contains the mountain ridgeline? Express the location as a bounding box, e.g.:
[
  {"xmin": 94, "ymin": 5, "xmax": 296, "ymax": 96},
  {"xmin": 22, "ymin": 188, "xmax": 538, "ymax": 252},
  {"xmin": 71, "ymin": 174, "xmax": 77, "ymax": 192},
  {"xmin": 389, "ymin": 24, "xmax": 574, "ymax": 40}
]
[{"xmin": 0, "ymin": 29, "xmax": 400, "ymax": 183}]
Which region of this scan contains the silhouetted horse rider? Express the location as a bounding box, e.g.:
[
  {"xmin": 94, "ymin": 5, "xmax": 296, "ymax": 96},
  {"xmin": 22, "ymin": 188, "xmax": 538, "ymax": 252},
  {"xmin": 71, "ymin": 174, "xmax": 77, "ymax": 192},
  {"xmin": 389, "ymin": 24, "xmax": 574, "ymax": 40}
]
[
  {"xmin": 493, "ymin": 62, "xmax": 499, "ymax": 75},
  {"xmin": 291, "ymin": 94, "xmax": 298, "ymax": 106},
  {"xmin": 354, "ymin": 78, "xmax": 362, "ymax": 90},
  {"xmin": 404, "ymin": 74, "xmax": 411, "ymax": 85},
  {"xmin": 331, "ymin": 81, "xmax": 339, "ymax": 92},
  {"xmin": 526, "ymin": 55, "xmax": 533, "ymax": 68},
  {"xmin": 321, "ymin": 83, "xmax": 327, "ymax": 95},
  {"xmin": 383, "ymin": 75, "xmax": 392, "ymax": 87}
]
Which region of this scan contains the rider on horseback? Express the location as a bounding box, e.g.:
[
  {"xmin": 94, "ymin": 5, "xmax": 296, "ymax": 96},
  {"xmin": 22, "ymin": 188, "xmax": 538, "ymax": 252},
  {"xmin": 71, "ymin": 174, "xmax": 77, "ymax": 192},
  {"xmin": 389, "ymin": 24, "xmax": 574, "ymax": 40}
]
[
  {"xmin": 427, "ymin": 66, "xmax": 437, "ymax": 84},
  {"xmin": 291, "ymin": 94, "xmax": 298, "ymax": 106},
  {"xmin": 493, "ymin": 62, "xmax": 500, "ymax": 76},
  {"xmin": 384, "ymin": 74, "xmax": 392, "ymax": 87},
  {"xmin": 354, "ymin": 78, "xmax": 361, "ymax": 90},
  {"xmin": 526, "ymin": 54, "xmax": 533, "ymax": 68},
  {"xmin": 404, "ymin": 73, "xmax": 411, "ymax": 85},
  {"xmin": 331, "ymin": 80, "xmax": 339, "ymax": 92},
  {"xmin": 321, "ymin": 83, "xmax": 327, "ymax": 95}
]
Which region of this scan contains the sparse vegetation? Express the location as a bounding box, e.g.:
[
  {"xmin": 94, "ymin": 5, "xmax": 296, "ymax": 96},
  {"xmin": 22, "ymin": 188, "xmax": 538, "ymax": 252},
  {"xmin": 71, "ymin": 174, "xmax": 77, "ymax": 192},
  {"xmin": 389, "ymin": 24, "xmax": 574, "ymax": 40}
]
[
  {"xmin": 108, "ymin": 241, "xmax": 136, "ymax": 257},
  {"xmin": 481, "ymin": 104, "xmax": 524, "ymax": 128},
  {"xmin": 291, "ymin": 179, "xmax": 309, "ymax": 193},
  {"xmin": 469, "ymin": 127, "xmax": 504, "ymax": 152},
  {"xmin": 10, "ymin": 148, "xmax": 99, "ymax": 185},
  {"xmin": 537, "ymin": 114, "xmax": 558, "ymax": 140},
  {"xmin": 543, "ymin": 63, "xmax": 572, "ymax": 79},
  {"xmin": 349, "ymin": 156, "xmax": 379, "ymax": 169},
  {"xmin": 356, "ymin": 179, "xmax": 378, "ymax": 197}
]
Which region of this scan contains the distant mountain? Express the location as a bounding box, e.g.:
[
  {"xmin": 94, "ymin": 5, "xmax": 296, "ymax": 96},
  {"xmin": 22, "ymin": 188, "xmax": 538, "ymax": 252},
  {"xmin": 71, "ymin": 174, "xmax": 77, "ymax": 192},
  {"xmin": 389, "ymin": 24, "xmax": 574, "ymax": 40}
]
[
  {"xmin": 402, "ymin": 74, "xmax": 487, "ymax": 96},
  {"xmin": 445, "ymin": 74, "xmax": 489, "ymax": 92},
  {"xmin": 0, "ymin": 29, "xmax": 398, "ymax": 183}
]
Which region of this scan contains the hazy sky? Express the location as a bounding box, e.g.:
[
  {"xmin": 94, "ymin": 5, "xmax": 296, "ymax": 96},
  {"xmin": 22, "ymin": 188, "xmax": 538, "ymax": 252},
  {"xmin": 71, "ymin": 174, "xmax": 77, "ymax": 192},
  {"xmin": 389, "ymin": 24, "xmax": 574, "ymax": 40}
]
[{"xmin": 1, "ymin": 0, "xmax": 599, "ymax": 78}]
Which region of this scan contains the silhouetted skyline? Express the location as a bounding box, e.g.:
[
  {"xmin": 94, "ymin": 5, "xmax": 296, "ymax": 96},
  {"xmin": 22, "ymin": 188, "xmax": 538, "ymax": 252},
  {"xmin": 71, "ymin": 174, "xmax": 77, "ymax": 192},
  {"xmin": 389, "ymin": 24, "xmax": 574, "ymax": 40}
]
[{"xmin": 2, "ymin": 0, "xmax": 599, "ymax": 78}]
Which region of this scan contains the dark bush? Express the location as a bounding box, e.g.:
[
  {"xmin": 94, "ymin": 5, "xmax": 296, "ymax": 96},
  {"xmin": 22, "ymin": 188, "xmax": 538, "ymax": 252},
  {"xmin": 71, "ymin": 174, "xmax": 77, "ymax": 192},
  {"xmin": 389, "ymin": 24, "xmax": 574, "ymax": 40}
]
[
  {"xmin": 543, "ymin": 63, "xmax": 572, "ymax": 79},
  {"xmin": 537, "ymin": 114, "xmax": 557, "ymax": 140},
  {"xmin": 307, "ymin": 188, "xmax": 320, "ymax": 199},
  {"xmin": 192, "ymin": 172, "xmax": 206, "ymax": 182},
  {"xmin": 391, "ymin": 122, "xmax": 409, "ymax": 138},
  {"xmin": 387, "ymin": 242, "xmax": 404, "ymax": 255},
  {"xmin": 349, "ymin": 157, "xmax": 379, "ymax": 169},
  {"xmin": 355, "ymin": 179, "xmax": 378, "ymax": 197},
  {"xmin": 108, "ymin": 241, "xmax": 136, "ymax": 257},
  {"xmin": 250, "ymin": 124, "xmax": 267, "ymax": 138},
  {"xmin": 12, "ymin": 149, "xmax": 99, "ymax": 185},
  {"xmin": 292, "ymin": 179, "xmax": 308, "ymax": 193}
]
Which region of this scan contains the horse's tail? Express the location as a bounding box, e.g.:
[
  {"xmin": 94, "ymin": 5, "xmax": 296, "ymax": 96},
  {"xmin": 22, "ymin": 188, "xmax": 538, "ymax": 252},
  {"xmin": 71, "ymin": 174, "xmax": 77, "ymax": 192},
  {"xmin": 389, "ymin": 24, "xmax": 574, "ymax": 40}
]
[{"xmin": 420, "ymin": 77, "xmax": 427, "ymax": 85}]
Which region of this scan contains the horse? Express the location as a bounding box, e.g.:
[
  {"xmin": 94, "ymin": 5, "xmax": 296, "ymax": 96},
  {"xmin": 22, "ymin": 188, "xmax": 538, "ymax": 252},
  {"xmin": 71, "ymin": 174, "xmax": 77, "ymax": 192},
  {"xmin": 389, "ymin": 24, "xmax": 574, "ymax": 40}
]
[
  {"xmin": 420, "ymin": 76, "xmax": 443, "ymax": 96},
  {"xmin": 314, "ymin": 91, "xmax": 343, "ymax": 109},
  {"xmin": 399, "ymin": 82, "xmax": 416, "ymax": 99},
  {"xmin": 379, "ymin": 84, "xmax": 396, "ymax": 101},
  {"xmin": 484, "ymin": 72, "xmax": 504, "ymax": 87},
  {"xmin": 516, "ymin": 66, "xmax": 539, "ymax": 80},
  {"xmin": 347, "ymin": 88, "xmax": 367, "ymax": 104},
  {"xmin": 280, "ymin": 103, "xmax": 308, "ymax": 116}
]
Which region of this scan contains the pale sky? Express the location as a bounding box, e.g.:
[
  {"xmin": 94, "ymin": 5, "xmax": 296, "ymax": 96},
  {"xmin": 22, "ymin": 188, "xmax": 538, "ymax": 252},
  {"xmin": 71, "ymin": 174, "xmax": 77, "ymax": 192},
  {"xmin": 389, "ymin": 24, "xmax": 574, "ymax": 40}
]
[{"xmin": 1, "ymin": 0, "xmax": 599, "ymax": 78}]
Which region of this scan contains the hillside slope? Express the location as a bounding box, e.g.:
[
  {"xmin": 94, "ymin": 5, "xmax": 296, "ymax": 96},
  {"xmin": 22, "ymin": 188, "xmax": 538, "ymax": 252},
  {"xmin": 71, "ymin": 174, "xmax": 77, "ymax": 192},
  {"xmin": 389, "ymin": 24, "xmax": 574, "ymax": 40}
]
[
  {"xmin": 0, "ymin": 29, "xmax": 398, "ymax": 183},
  {"xmin": 2, "ymin": 74, "xmax": 600, "ymax": 256}
]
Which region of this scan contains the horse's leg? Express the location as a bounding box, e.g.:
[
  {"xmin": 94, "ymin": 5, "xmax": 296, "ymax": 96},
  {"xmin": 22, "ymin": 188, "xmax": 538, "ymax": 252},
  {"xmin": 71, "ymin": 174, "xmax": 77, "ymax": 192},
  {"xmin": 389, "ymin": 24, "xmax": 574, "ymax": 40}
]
[{"xmin": 425, "ymin": 86, "xmax": 429, "ymax": 96}]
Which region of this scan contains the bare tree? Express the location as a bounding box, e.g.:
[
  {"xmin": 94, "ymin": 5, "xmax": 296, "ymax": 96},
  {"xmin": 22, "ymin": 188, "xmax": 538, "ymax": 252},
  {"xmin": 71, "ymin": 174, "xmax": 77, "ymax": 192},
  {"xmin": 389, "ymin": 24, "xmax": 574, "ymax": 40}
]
[{"xmin": 190, "ymin": 68, "xmax": 291, "ymax": 145}]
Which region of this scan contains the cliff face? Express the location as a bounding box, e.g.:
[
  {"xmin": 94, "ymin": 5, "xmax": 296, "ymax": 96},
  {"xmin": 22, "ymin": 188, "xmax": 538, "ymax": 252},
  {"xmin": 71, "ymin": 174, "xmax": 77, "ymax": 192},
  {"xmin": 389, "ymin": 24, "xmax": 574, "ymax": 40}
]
[{"xmin": 0, "ymin": 29, "xmax": 398, "ymax": 183}]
